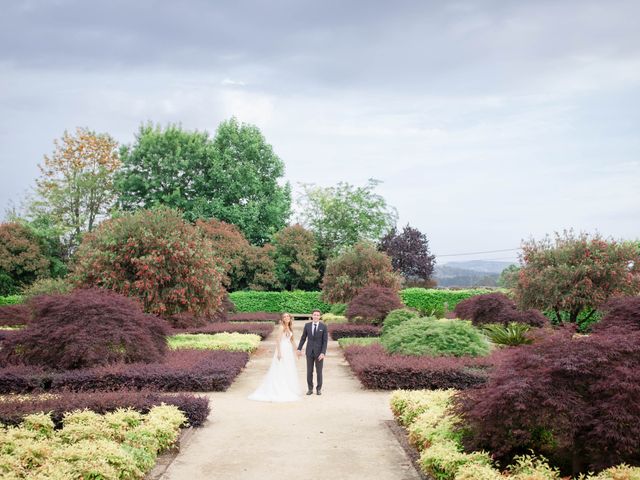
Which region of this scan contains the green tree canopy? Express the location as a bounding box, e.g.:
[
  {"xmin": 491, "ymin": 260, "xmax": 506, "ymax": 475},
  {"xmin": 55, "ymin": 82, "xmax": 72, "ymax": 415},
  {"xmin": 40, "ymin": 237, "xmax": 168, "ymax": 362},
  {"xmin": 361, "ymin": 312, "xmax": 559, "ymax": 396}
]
[
  {"xmin": 271, "ymin": 224, "xmax": 319, "ymax": 291},
  {"xmin": 298, "ymin": 179, "xmax": 397, "ymax": 258},
  {"xmin": 116, "ymin": 118, "xmax": 291, "ymax": 244}
]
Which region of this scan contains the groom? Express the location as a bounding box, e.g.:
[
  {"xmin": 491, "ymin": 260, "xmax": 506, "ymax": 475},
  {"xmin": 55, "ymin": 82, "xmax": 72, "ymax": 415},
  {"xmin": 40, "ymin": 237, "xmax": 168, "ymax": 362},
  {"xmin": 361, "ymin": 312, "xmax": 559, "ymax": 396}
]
[{"xmin": 297, "ymin": 309, "xmax": 328, "ymax": 395}]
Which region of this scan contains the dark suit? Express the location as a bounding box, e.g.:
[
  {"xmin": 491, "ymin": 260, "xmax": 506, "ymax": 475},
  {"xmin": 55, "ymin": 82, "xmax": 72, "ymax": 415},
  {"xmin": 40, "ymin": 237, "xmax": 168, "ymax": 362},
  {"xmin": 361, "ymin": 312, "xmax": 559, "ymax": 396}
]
[{"xmin": 297, "ymin": 321, "xmax": 328, "ymax": 391}]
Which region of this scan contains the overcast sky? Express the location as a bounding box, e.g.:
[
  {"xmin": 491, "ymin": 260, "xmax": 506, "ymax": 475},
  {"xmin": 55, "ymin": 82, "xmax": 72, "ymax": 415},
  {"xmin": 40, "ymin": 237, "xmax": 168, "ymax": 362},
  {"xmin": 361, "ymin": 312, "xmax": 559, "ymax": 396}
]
[{"xmin": 1, "ymin": 0, "xmax": 638, "ymax": 263}]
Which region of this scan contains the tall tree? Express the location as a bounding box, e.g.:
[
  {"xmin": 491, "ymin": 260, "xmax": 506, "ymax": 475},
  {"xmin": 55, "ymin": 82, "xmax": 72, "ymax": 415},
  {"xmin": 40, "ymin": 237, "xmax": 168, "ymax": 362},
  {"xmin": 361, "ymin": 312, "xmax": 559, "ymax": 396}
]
[
  {"xmin": 298, "ymin": 179, "xmax": 397, "ymax": 258},
  {"xmin": 271, "ymin": 224, "xmax": 319, "ymax": 291},
  {"xmin": 514, "ymin": 230, "xmax": 640, "ymax": 324},
  {"xmin": 33, "ymin": 128, "xmax": 120, "ymax": 256},
  {"xmin": 0, "ymin": 223, "xmax": 51, "ymax": 295},
  {"xmin": 117, "ymin": 119, "xmax": 291, "ymax": 244},
  {"xmin": 378, "ymin": 224, "xmax": 436, "ymax": 285}
]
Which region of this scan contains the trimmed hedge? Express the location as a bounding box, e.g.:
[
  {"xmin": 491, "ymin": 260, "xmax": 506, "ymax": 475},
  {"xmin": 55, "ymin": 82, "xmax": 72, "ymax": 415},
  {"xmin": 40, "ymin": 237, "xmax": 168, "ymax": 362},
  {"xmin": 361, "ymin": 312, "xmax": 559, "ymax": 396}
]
[
  {"xmin": 0, "ymin": 295, "xmax": 23, "ymax": 306},
  {"xmin": 328, "ymin": 324, "xmax": 381, "ymax": 340},
  {"xmin": 174, "ymin": 322, "xmax": 274, "ymax": 339},
  {"xmin": 168, "ymin": 333, "xmax": 261, "ymax": 353},
  {"xmin": 343, "ymin": 344, "xmax": 490, "ymax": 390},
  {"xmin": 0, "ymin": 390, "xmax": 210, "ymax": 428},
  {"xmin": 400, "ymin": 288, "xmax": 496, "ymax": 317},
  {"xmin": 229, "ymin": 290, "xmax": 331, "ymax": 313},
  {"xmin": 338, "ymin": 337, "xmax": 380, "ymax": 348},
  {"xmin": 227, "ymin": 312, "xmax": 280, "ymax": 322},
  {"xmin": 0, "ymin": 404, "xmax": 185, "ymax": 479},
  {"xmin": 0, "ymin": 350, "xmax": 249, "ymax": 393}
]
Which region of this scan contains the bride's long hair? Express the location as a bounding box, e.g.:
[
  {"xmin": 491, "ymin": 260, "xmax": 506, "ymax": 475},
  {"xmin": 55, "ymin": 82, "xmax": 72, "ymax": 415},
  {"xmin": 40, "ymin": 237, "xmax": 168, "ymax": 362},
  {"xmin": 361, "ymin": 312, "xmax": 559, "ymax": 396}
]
[{"xmin": 281, "ymin": 313, "xmax": 295, "ymax": 344}]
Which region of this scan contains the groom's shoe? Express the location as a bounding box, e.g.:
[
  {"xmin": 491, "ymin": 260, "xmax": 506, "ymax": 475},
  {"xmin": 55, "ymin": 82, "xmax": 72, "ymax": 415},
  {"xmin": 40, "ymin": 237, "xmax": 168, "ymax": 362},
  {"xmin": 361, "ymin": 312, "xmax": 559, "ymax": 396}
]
[
  {"xmin": 306, "ymin": 389, "xmax": 313, "ymax": 395},
  {"xmin": 316, "ymin": 389, "xmax": 322, "ymax": 396}
]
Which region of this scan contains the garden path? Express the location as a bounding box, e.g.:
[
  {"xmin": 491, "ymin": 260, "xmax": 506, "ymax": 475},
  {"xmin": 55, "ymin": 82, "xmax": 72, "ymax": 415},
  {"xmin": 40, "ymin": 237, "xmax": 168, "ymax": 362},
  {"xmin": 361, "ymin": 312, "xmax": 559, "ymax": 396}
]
[{"xmin": 155, "ymin": 321, "xmax": 421, "ymax": 480}]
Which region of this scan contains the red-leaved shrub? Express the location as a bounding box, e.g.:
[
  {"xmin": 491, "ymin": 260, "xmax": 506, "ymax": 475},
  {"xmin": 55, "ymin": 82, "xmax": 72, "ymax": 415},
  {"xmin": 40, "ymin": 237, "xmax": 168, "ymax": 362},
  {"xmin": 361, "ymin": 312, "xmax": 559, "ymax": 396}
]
[
  {"xmin": 0, "ymin": 304, "xmax": 31, "ymax": 326},
  {"xmin": 0, "ymin": 289, "xmax": 169, "ymax": 370},
  {"xmin": 0, "ymin": 349, "xmax": 249, "ymax": 393},
  {"xmin": 73, "ymin": 207, "xmax": 225, "ymax": 317},
  {"xmin": 591, "ymin": 296, "xmax": 640, "ymax": 333},
  {"xmin": 454, "ymin": 292, "xmax": 547, "ymax": 327},
  {"xmin": 343, "ymin": 344, "xmax": 491, "ymax": 390},
  {"xmin": 0, "ymin": 390, "xmax": 209, "ymax": 428},
  {"xmin": 454, "ymin": 328, "xmax": 640, "ymax": 475},
  {"xmin": 328, "ymin": 323, "xmax": 381, "ymax": 340},
  {"xmin": 346, "ymin": 285, "xmax": 404, "ymax": 325}
]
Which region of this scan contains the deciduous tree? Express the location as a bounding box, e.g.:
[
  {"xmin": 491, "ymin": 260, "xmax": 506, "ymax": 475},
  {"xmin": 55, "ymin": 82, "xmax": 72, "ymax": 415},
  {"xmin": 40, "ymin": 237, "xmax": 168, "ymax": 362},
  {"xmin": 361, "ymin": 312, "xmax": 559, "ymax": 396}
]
[
  {"xmin": 34, "ymin": 128, "xmax": 120, "ymax": 255},
  {"xmin": 379, "ymin": 224, "xmax": 435, "ymax": 284},
  {"xmin": 514, "ymin": 231, "xmax": 640, "ymax": 324},
  {"xmin": 271, "ymin": 224, "xmax": 319, "ymax": 290}
]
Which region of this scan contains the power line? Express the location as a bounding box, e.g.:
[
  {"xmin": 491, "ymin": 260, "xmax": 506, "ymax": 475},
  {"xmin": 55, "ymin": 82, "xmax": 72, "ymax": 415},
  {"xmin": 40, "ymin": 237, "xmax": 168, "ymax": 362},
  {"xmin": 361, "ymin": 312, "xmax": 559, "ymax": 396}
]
[{"xmin": 434, "ymin": 248, "xmax": 521, "ymax": 258}]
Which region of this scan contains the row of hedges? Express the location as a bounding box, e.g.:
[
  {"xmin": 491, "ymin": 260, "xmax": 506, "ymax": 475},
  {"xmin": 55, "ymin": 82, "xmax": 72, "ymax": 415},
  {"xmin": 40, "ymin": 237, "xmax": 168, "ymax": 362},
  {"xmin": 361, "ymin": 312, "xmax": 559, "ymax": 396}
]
[
  {"xmin": 173, "ymin": 321, "xmax": 274, "ymax": 339},
  {"xmin": 228, "ymin": 289, "xmax": 498, "ymax": 317},
  {"xmin": 343, "ymin": 344, "xmax": 491, "ymax": 390},
  {"xmin": 1, "ymin": 404, "xmax": 185, "ymax": 479},
  {"xmin": 1, "ymin": 288, "xmax": 497, "ymax": 316},
  {"xmin": 168, "ymin": 333, "xmax": 262, "ymax": 353},
  {"xmin": 329, "ymin": 324, "xmax": 381, "ymax": 340},
  {"xmin": 0, "ymin": 350, "xmax": 249, "ymax": 394},
  {"xmin": 228, "ymin": 290, "xmax": 331, "ymax": 313},
  {"xmin": 400, "ymin": 288, "xmax": 496, "ymax": 317},
  {"xmin": 0, "ymin": 390, "xmax": 209, "ymax": 428},
  {"xmin": 389, "ymin": 389, "xmax": 640, "ymax": 480}
]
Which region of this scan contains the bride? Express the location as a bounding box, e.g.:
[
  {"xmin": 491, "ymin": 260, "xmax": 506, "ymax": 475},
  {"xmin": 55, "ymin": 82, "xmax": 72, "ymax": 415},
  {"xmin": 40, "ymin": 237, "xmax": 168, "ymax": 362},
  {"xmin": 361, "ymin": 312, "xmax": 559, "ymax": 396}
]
[{"xmin": 248, "ymin": 313, "xmax": 302, "ymax": 402}]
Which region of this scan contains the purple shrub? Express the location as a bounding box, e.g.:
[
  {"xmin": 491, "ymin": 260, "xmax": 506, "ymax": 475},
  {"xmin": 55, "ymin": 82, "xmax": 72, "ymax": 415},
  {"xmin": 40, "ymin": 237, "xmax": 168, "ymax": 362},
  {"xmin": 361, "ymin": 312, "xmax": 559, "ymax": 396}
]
[
  {"xmin": 0, "ymin": 289, "xmax": 170, "ymax": 369},
  {"xmin": 0, "ymin": 390, "xmax": 210, "ymax": 428},
  {"xmin": 329, "ymin": 323, "xmax": 381, "ymax": 340},
  {"xmin": 227, "ymin": 312, "xmax": 280, "ymax": 322},
  {"xmin": 0, "ymin": 350, "xmax": 249, "ymax": 393},
  {"xmin": 454, "ymin": 292, "xmax": 547, "ymax": 327},
  {"xmin": 174, "ymin": 322, "xmax": 274, "ymax": 339},
  {"xmin": 454, "ymin": 328, "xmax": 640, "ymax": 475},
  {"xmin": 343, "ymin": 344, "xmax": 491, "ymax": 390},
  {"xmin": 346, "ymin": 285, "xmax": 404, "ymax": 325},
  {"xmin": 591, "ymin": 296, "xmax": 640, "ymax": 333}
]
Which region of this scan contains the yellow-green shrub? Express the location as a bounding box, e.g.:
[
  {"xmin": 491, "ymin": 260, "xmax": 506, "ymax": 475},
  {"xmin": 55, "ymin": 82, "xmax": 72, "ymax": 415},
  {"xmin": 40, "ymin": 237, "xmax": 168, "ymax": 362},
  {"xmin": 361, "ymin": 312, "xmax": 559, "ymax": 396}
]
[
  {"xmin": 321, "ymin": 313, "xmax": 348, "ymax": 324},
  {"xmin": 0, "ymin": 405, "xmax": 186, "ymax": 479},
  {"xmin": 419, "ymin": 439, "xmax": 493, "ymax": 480},
  {"xmin": 583, "ymin": 465, "xmax": 640, "ymax": 480},
  {"xmin": 168, "ymin": 332, "xmax": 261, "ymax": 353}
]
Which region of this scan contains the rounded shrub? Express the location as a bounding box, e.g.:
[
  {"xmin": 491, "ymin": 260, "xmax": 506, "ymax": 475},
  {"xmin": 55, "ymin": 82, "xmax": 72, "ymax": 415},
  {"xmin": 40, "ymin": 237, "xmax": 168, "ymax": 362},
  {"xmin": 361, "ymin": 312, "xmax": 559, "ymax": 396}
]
[
  {"xmin": 72, "ymin": 207, "xmax": 225, "ymax": 318},
  {"xmin": 381, "ymin": 317, "xmax": 491, "ymax": 357},
  {"xmin": 346, "ymin": 285, "xmax": 404, "ymax": 325},
  {"xmin": 321, "ymin": 242, "xmax": 402, "ymax": 303},
  {"xmin": 381, "ymin": 308, "xmax": 419, "ymax": 336},
  {"xmin": 0, "ymin": 288, "xmax": 169, "ymax": 369},
  {"xmin": 454, "ymin": 292, "xmax": 547, "ymax": 327}
]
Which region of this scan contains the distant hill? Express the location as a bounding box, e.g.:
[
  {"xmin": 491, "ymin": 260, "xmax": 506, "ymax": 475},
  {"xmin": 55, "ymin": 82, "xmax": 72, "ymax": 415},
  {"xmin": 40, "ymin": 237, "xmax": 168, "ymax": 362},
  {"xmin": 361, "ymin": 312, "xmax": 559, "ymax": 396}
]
[{"xmin": 434, "ymin": 260, "xmax": 517, "ymax": 288}]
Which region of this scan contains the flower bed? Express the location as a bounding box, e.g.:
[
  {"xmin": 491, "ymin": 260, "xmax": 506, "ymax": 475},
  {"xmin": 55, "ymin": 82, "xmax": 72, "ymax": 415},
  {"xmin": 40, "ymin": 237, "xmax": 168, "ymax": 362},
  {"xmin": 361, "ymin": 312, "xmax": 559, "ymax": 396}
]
[
  {"xmin": 175, "ymin": 321, "xmax": 274, "ymax": 339},
  {"xmin": 389, "ymin": 389, "xmax": 640, "ymax": 480},
  {"xmin": 328, "ymin": 323, "xmax": 381, "ymax": 340},
  {"xmin": 0, "ymin": 404, "xmax": 185, "ymax": 479},
  {"xmin": 0, "ymin": 389, "xmax": 209, "ymax": 427},
  {"xmin": 227, "ymin": 312, "xmax": 280, "ymax": 322},
  {"xmin": 168, "ymin": 332, "xmax": 261, "ymax": 353},
  {"xmin": 343, "ymin": 344, "xmax": 490, "ymax": 390},
  {"xmin": 0, "ymin": 350, "xmax": 249, "ymax": 394}
]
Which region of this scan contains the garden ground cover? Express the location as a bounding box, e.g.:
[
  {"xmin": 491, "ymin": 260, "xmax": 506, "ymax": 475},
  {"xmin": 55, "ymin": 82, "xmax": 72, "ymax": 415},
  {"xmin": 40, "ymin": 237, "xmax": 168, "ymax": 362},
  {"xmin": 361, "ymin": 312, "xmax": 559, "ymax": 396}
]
[
  {"xmin": 0, "ymin": 349, "xmax": 250, "ymax": 393},
  {"xmin": 168, "ymin": 332, "xmax": 261, "ymax": 353},
  {"xmin": 0, "ymin": 404, "xmax": 186, "ymax": 479}
]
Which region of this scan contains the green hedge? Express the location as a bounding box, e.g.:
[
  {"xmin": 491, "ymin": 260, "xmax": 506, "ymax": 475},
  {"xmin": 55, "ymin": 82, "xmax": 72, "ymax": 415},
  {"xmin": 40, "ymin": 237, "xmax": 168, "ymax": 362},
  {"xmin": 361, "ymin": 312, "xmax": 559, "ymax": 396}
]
[
  {"xmin": 229, "ymin": 291, "xmax": 331, "ymax": 313},
  {"xmin": 0, "ymin": 295, "xmax": 23, "ymax": 306},
  {"xmin": 229, "ymin": 289, "xmax": 500, "ymax": 315},
  {"xmin": 400, "ymin": 288, "xmax": 496, "ymax": 317}
]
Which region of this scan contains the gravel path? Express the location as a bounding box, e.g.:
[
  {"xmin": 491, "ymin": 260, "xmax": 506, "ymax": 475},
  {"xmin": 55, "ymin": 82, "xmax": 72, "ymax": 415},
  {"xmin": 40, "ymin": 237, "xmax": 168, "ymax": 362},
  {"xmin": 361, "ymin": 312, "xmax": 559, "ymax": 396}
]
[{"xmin": 157, "ymin": 321, "xmax": 421, "ymax": 480}]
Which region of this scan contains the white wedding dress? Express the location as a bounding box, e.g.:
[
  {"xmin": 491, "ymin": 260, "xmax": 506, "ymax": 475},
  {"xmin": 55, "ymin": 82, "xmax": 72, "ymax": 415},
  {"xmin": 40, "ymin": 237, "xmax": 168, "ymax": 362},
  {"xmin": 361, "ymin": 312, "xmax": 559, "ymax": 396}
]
[{"xmin": 248, "ymin": 331, "xmax": 302, "ymax": 402}]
